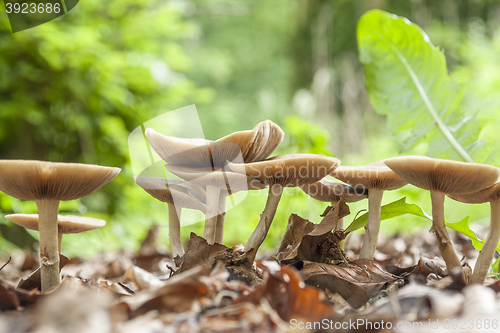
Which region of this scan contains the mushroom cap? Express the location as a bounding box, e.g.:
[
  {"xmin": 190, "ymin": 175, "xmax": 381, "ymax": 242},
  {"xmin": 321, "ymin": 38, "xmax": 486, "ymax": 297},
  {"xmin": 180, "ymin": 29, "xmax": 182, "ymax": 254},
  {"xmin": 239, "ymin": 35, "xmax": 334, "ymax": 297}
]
[
  {"xmin": 0, "ymin": 160, "xmax": 120, "ymax": 201},
  {"xmin": 217, "ymin": 120, "xmax": 284, "ymax": 163},
  {"xmin": 145, "ymin": 129, "xmax": 242, "ymax": 168},
  {"xmin": 227, "ymin": 154, "xmax": 341, "ymax": 187},
  {"xmin": 448, "ymin": 182, "xmax": 500, "ymax": 204},
  {"xmin": 165, "ymin": 165, "xmax": 266, "ymax": 193},
  {"xmin": 384, "ymin": 156, "xmax": 500, "ymax": 195},
  {"xmin": 135, "ymin": 177, "xmax": 207, "ymax": 212},
  {"xmin": 300, "ymin": 178, "xmax": 368, "ymax": 203},
  {"xmin": 5, "ymin": 214, "xmax": 106, "ymax": 234},
  {"xmin": 330, "ymin": 161, "xmax": 407, "ymax": 191}
]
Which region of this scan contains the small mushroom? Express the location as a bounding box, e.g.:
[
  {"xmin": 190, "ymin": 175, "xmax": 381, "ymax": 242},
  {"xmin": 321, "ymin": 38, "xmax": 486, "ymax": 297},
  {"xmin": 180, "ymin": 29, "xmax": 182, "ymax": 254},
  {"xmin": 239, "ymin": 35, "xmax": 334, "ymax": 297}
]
[
  {"xmin": 165, "ymin": 164, "xmax": 266, "ymax": 244},
  {"xmin": 0, "ymin": 160, "xmax": 120, "ymax": 292},
  {"xmin": 135, "ymin": 177, "xmax": 207, "ymax": 259},
  {"xmin": 330, "ymin": 161, "xmax": 407, "ymax": 259},
  {"xmin": 5, "ymin": 214, "xmax": 105, "ymax": 253},
  {"xmin": 300, "ymin": 178, "xmax": 368, "ymax": 231},
  {"xmin": 448, "ymin": 182, "xmax": 500, "ymax": 284},
  {"xmin": 228, "ymin": 154, "xmax": 341, "ymax": 262},
  {"xmin": 384, "ymin": 156, "xmax": 500, "ymax": 282}
]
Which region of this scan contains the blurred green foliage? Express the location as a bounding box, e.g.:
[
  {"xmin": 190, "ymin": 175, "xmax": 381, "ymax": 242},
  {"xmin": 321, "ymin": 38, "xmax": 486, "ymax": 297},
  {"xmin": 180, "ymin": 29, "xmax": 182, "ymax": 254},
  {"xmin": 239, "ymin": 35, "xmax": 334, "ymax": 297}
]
[{"xmin": 1, "ymin": 0, "xmax": 500, "ymax": 258}]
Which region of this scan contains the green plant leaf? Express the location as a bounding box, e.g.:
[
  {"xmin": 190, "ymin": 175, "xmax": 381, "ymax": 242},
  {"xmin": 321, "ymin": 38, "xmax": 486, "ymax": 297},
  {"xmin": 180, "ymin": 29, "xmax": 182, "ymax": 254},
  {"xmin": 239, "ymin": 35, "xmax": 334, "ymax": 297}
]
[
  {"xmin": 0, "ymin": 222, "xmax": 37, "ymax": 252},
  {"xmin": 346, "ymin": 197, "xmax": 499, "ymax": 252},
  {"xmin": 357, "ymin": 9, "xmax": 498, "ymax": 164}
]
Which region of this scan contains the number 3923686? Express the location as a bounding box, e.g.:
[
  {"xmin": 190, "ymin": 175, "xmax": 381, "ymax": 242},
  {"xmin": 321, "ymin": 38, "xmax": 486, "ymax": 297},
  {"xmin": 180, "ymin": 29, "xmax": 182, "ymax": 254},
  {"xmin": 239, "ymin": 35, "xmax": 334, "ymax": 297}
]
[{"xmin": 5, "ymin": 2, "xmax": 62, "ymax": 14}]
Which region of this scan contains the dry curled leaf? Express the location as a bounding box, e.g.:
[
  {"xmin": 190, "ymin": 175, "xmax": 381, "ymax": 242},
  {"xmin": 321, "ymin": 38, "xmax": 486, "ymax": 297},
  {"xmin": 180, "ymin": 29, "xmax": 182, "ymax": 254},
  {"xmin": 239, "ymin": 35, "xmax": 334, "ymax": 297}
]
[
  {"xmin": 235, "ymin": 261, "xmax": 335, "ymax": 321},
  {"xmin": 297, "ymin": 259, "xmax": 402, "ymax": 309},
  {"xmin": 125, "ymin": 266, "xmax": 164, "ymax": 291},
  {"xmin": 17, "ymin": 254, "xmax": 70, "ymax": 291},
  {"xmin": 178, "ymin": 233, "xmax": 228, "ymax": 273},
  {"xmin": 276, "ymin": 202, "xmax": 350, "ymax": 264},
  {"xmin": 127, "ymin": 266, "xmax": 211, "ymax": 317},
  {"xmin": 0, "ymin": 280, "xmax": 21, "ymax": 310}
]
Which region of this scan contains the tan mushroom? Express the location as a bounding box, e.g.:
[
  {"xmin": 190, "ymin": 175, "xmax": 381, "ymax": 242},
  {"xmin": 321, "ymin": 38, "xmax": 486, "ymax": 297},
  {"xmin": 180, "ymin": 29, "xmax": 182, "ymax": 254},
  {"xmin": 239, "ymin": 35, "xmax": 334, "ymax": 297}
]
[
  {"xmin": 228, "ymin": 154, "xmax": 341, "ymax": 262},
  {"xmin": 145, "ymin": 129, "xmax": 242, "ymax": 168},
  {"xmin": 384, "ymin": 156, "xmax": 500, "ymax": 282},
  {"xmin": 165, "ymin": 164, "xmax": 266, "ymax": 244},
  {"xmin": 448, "ymin": 181, "xmax": 500, "ymax": 284},
  {"xmin": 300, "ymin": 178, "xmax": 368, "ymax": 231},
  {"xmin": 5, "ymin": 214, "xmax": 105, "ymax": 252},
  {"xmin": 0, "ymin": 160, "xmax": 120, "ymax": 292},
  {"xmin": 217, "ymin": 120, "xmax": 284, "ymax": 163},
  {"xmin": 135, "ymin": 177, "xmax": 207, "ymax": 259},
  {"xmin": 330, "ymin": 161, "xmax": 407, "ymax": 259},
  {"xmin": 145, "ymin": 120, "xmax": 284, "ymax": 168}
]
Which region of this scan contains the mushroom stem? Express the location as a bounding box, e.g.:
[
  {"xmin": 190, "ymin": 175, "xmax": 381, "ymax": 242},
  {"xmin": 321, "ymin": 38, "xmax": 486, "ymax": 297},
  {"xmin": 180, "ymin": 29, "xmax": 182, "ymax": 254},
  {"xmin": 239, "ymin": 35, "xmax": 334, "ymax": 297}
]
[
  {"xmin": 215, "ymin": 193, "xmax": 227, "ymax": 244},
  {"xmin": 331, "ymin": 200, "xmax": 345, "ymax": 250},
  {"xmin": 36, "ymin": 199, "xmax": 61, "ymax": 293},
  {"xmin": 167, "ymin": 202, "xmax": 185, "ymax": 258},
  {"xmin": 471, "ymin": 199, "xmax": 500, "ymax": 284},
  {"xmin": 58, "ymin": 232, "xmax": 63, "ymax": 253},
  {"xmin": 336, "ymin": 218, "xmax": 344, "ymax": 231},
  {"xmin": 204, "ymin": 186, "xmax": 220, "ymax": 244},
  {"xmin": 430, "ymin": 191, "xmax": 464, "ymax": 279},
  {"xmin": 245, "ymin": 185, "xmax": 283, "ymax": 263},
  {"xmin": 359, "ymin": 188, "xmax": 384, "ymax": 259}
]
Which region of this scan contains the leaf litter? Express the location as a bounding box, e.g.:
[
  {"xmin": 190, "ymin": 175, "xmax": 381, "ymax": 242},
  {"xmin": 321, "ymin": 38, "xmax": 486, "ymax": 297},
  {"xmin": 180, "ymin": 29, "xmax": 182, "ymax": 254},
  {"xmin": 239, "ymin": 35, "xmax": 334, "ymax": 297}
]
[{"xmin": 1, "ymin": 211, "xmax": 500, "ymax": 333}]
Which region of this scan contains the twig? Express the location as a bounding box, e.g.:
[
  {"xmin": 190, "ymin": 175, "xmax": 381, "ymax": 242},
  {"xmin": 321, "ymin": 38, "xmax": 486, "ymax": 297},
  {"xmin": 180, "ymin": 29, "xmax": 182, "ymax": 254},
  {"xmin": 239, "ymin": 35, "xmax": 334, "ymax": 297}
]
[
  {"xmin": 165, "ymin": 263, "xmax": 176, "ymax": 278},
  {"xmin": 0, "ymin": 257, "xmax": 11, "ymax": 272}
]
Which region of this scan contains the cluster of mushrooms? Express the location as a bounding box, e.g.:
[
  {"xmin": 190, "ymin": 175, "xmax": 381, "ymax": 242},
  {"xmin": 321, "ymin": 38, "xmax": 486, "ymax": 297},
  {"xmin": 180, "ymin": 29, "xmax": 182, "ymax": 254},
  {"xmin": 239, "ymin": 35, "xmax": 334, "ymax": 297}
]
[
  {"xmin": 1, "ymin": 119, "xmax": 500, "ymax": 294},
  {"xmin": 0, "ymin": 161, "xmax": 120, "ymax": 292},
  {"xmin": 136, "ymin": 120, "xmax": 500, "ymax": 286}
]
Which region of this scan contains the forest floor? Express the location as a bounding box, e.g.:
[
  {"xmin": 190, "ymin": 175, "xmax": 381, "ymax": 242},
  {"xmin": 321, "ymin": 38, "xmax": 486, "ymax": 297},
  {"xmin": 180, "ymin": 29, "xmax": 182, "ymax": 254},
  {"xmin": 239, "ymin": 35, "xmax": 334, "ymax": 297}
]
[{"xmin": 1, "ymin": 212, "xmax": 500, "ymax": 333}]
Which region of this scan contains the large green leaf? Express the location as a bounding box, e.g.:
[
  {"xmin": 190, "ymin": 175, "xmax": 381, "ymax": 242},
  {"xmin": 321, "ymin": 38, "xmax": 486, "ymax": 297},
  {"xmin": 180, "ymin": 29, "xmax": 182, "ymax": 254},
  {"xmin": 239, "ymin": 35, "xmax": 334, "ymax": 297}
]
[
  {"xmin": 357, "ymin": 10, "xmax": 497, "ymax": 164},
  {"xmin": 346, "ymin": 197, "xmax": 498, "ymax": 252}
]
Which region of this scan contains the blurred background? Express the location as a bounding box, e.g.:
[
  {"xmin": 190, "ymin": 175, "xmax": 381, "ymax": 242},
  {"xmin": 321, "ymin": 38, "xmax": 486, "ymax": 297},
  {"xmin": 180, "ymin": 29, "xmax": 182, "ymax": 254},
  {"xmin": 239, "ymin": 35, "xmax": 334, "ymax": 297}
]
[{"xmin": 1, "ymin": 0, "xmax": 500, "ymax": 258}]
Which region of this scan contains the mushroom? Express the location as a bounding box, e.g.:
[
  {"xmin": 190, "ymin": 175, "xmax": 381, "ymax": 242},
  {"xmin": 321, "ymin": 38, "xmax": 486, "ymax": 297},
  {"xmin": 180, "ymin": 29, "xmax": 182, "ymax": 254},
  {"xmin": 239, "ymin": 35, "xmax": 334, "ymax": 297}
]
[
  {"xmin": 5, "ymin": 214, "xmax": 105, "ymax": 253},
  {"xmin": 145, "ymin": 129, "xmax": 241, "ymax": 168},
  {"xmin": 228, "ymin": 154, "xmax": 341, "ymax": 262},
  {"xmin": 300, "ymin": 178, "xmax": 368, "ymax": 231},
  {"xmin": 165, "ymin": 164, "xmax": 266, "ymax": 244},
  {"xmin": 217, "ymin": 120, "xmax": 284, "ymax": 163},
  {"xmin": 0, "ymin": 160, "xmax": 120, "ymax": 292},
  {"xmin": 330, "ymin": 162, "xmax": 407, "ymax": 259},
  {"xmin": 384, "ymin": 156, "xmax": 500, "ymax": 281},
  {"xmin": 135, "ymin": 177, "xmax": 207, "ymax": 258},
  {"xmin": 448, "ymin": 182, "xmax": 500, "ymax": 284},
  {"xmin": 145, "ymin": 120, "xmax": 284, "ymax": 168}
]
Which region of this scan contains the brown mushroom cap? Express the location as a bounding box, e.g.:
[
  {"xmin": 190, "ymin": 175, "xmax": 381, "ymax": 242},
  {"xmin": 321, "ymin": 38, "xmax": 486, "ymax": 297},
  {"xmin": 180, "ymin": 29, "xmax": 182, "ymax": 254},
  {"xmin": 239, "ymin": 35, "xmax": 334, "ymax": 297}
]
[
  {"xmin": 165, "ymin": 165, "xmax": 266, "ymax": 193},
  {"xmin": 330, "ymin": 161, "xmax": 407, "ymax": 191},
  {"xmin": 135, "ymin": 177, "xmax": 207, "ymax": 212},
  {"xmin": 145, "ymin": 129, "xmax": 242, "ymax": 168},
  {"xmin": 300, "ymin": 178, "xmax": 368, "ymax": 203},
  {"xmin": 384, "ymin": 156, "xmax": 500, "ymax": 195},
  {"xmin": 217, "ymin": 120, "xmax": 284, "ymax": 163},
  {"xmin": 448, "ymin": 182, "xmax": 500, "ymax": 204},
  {"xmin": 0, "ymin": 160, "xmax": 120, "ymax": 201},
  {"xmin": 227, "ymin": 154, "xmax": 340, "ymax": 187},
  {"xmin": 5, "ymin": 214, "xmax": 106, "ymax": 234}
]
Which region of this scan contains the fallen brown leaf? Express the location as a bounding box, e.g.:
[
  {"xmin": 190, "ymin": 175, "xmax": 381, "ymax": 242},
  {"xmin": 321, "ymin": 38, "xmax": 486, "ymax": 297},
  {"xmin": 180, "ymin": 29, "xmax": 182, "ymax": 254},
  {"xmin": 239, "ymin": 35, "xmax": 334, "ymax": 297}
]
[
  {"xmin": 235, "ymin": 261, "xmax": 336, "ymax": 322},
  {"xmin": 17, "ymin": 254, "xmax": 70, "ymax": 291},
  {"xmin": 125, "ymin": 266, "xmax": 164, "ymax": 291},
  {"xmin": 276, "ymin": 203, "xmax": 350, "ymax": 264},
  {"xmin": 178, "ymin": 233, "xmax": 228, "ymax": 273},
  {"xmin": 127, "ymin": 265, "xmax": 212, "ymax": 317},
  {"xmin": 297, "ymin": 259, "xmax": 402, "ymax": 309}
]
